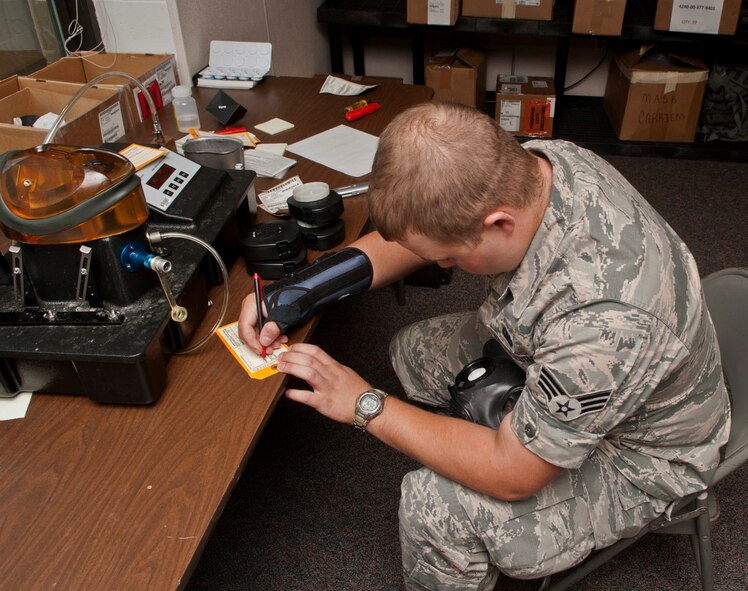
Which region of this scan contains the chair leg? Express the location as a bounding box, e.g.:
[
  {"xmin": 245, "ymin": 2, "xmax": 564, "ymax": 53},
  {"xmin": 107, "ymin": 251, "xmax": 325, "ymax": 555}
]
[
  {"xmin": 394, "ymin": 278, "xmax": 406, "ymax": 306},
  {"xmin": 689, "ymin": 531, "xmax": 702, "ymax": 574},
  {"xmin": 694, "ymin": 493, "xmax": 715, "ymax": 591}
]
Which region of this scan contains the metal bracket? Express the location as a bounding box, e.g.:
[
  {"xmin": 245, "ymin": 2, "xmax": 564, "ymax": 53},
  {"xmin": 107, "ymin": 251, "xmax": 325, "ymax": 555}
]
[
  {"xmin": 76, "ymin": 245, "xmax": 92, "ymax": 303},
  {"xmin": 649, "ymin": 505, "xmax": 708, "ymax": 531},
  {"xmin": 9, "ymin": 244, "xmax": 24, "ymax": 308}
]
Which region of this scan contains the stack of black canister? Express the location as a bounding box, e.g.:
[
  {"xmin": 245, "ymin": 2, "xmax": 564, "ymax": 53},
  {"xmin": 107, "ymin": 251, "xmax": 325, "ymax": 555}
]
[
  {"xmin": 239, "ymin": 221, "xmax": 306, "ymax": 279},
  {"xmin": 286, "ymin": 182, "xmax": 345, "ymax": 251}
]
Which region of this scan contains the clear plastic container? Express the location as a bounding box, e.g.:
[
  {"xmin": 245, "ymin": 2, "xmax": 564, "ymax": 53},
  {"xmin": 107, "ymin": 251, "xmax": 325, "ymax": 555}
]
[{"xmin": 172, "ymin": 85, "xmax": 201, "ymax": 132}]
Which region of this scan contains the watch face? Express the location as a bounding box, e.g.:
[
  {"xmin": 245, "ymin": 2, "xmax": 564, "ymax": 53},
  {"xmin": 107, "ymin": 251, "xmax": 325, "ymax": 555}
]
[{"xmin": 360, "ymin": 393, "xmax": 380, "ymax": 414}]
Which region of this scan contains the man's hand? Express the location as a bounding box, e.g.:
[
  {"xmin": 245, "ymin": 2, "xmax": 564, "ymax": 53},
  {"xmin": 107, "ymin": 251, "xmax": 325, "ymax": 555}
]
[
  {"xmin": 276, "ymin": 347, "xmax": 563, "ymax": 501},
  {"xmin": 277, "ymin": 343, "xmax": 372, "ymax": 424},
  {"xmin": 237, "ymin": 291, "xmax": 287, "ymax": 355}
]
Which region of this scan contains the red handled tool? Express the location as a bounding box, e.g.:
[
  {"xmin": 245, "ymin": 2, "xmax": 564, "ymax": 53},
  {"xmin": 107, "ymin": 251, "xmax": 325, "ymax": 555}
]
[{"xmin": 345, "ymin": 102, "xmax": 381, "ymax": 122}]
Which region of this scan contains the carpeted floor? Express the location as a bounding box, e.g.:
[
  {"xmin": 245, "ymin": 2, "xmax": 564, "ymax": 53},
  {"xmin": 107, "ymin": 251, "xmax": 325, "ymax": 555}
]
[{"xmin": 186, "ymin": 153, "xmax": 748, "ymax": 591}]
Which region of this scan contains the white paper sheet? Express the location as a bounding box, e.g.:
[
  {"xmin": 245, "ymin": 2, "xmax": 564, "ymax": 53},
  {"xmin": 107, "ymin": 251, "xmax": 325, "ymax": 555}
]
[
  {"xmin": 319, "ymin": 75, "xmax": 379, "ymax": 96},
  {"xmin": 287, "ymin": 125, "xmax": 379, "ymax": 178},
  {"xmin": 255, "ymin": 118, "xmax": 295, "ymax": 135},
  {"xmin": 244, "ymin": 149, "xmax": 297, "ymax": 178}
]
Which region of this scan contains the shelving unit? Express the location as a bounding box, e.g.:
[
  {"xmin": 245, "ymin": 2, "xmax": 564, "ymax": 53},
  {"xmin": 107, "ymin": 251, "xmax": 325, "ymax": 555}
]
[{"xmin": 317, "ymin": 0, "xmax": 748, "ymax": 161}]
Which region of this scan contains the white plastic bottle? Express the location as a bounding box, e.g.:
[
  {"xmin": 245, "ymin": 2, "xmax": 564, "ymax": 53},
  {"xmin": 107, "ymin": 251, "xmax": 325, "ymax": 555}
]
[{"xmin": 172, "ymin": 85, "xmax": 201, "ymax": 132}]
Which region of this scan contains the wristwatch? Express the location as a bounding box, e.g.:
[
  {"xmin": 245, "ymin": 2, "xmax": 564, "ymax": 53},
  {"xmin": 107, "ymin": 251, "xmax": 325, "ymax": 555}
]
[{"xmin": 354, "ymin": 389, "xmax": 388, "ymax": 431}]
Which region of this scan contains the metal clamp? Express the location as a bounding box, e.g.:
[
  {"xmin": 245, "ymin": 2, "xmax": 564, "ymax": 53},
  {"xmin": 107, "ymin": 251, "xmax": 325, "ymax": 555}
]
[
  {"xmin": 9, "ymin": 244, "xmax": 24, "ymax": 308},
  {"xmin": 76, "ymin": 245, "xmax": 92, "ymax": 302}
]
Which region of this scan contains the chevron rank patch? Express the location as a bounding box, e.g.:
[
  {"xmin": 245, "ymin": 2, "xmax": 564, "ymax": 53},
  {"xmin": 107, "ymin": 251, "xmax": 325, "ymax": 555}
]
[{"xmin": 537, "ymin": 365, "xmax": 612, "ymax": 421}]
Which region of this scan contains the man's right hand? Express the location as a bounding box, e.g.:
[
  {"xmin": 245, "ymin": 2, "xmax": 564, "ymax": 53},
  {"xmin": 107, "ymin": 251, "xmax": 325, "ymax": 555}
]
[{"xmin": 237, "ymin": 292, "xmax": 287, "ymax": 355}]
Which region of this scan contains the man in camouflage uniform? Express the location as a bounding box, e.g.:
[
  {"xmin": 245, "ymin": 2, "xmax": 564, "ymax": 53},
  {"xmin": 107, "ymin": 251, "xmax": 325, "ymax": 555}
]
[{"xmin": 240, "ymin": 102, "xmax": 730, "ymax": 590}]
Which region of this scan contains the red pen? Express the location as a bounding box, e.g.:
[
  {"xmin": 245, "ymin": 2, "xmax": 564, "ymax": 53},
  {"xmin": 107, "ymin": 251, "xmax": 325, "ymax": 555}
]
[
  {"xmin": 216, "ymin": 126, "xmax": 247, "ymax": 135},
  {"xmin": 345, "ymin": 102, "xmax": 381, "ymax": 122},
  {"xmin": 253, "ymin": 273, "xmax": 267, "ymax": 358}
]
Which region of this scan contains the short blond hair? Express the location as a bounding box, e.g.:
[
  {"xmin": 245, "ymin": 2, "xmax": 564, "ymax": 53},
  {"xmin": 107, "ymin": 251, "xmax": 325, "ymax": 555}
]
[{"xmin": 368, "ymin": 101, "xmax": 541, "ymax": 245}]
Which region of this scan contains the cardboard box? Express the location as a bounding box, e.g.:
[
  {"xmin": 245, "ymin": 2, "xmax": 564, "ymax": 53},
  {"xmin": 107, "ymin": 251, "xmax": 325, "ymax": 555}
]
[
  {"xmin": 426, "ymin": 48, "xmax": 487, "ymax": 109},
  {"xmin": 407, "ymin": 0, "xmax": 461, "ymax": 25},
  {"xmin": 654, "ymin": 0, "xmax": 741, "ymax": 35},
  {"xmin": 495, "ymin": 75, "xmax": 555, "ymax": 137},
  {"xmin": 573, "ymin": 0, "xmax": 627, "ymax": 35},
  {"xmin": 0, "ymin": 79, "xmax": 127, "ymax": 153},
  {"xmin": 603, "ymin": 46, "xmax": 709, "ymax": 142},
  {"xmin": 462, "ymin": 0, "xmax": 554, "ymax": 21},
  {"xmin": 27, "ymin": 52, "xmax": 178, "ymax": 126}
]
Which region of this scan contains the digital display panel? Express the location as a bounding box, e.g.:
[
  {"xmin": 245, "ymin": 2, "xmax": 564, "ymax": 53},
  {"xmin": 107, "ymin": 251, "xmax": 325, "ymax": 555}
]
[{"xmin": 146, "ymin": 163, "xmax": 176, "ymax": 190}]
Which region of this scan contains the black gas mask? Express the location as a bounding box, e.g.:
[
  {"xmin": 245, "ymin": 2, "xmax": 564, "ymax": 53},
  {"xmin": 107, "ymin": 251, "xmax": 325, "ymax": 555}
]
[{"xmin": 448, "ymin": 340, "xmax": 526, "ymax": 430}]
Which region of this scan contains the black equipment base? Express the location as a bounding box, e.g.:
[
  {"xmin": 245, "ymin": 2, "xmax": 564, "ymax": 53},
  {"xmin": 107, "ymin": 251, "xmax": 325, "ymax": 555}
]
[{"xmin": 0, "ymin": 165, "xmax": 256, "ymax": 405}]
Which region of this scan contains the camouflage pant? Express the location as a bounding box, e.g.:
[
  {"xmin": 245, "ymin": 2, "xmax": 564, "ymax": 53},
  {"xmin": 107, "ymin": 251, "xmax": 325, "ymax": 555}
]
[{"xmin": 390, "ymin": 312, "xmax": 668, "ymax": 591}]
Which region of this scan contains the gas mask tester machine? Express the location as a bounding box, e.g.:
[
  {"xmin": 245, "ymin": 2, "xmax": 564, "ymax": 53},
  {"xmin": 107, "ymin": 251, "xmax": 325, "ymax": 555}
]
[{"xmin": 0, "ymin": 91, "xmax": 256, "ymax": 405}]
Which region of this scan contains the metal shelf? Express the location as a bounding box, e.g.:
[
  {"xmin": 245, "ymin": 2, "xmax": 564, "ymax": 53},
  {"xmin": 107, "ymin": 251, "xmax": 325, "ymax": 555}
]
[{"xmin": 318, "ymin": 0, "xmax": 748, "ymax": 160}]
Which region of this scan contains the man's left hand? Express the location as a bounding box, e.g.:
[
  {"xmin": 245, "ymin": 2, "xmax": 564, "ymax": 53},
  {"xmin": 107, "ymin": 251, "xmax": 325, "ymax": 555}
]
[{"xmin": 277, "ymin": 343, "xmax": 372, "ymax": 424}]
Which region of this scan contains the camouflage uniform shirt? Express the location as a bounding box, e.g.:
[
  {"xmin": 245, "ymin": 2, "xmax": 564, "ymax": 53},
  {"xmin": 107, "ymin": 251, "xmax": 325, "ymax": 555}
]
[{"xmin": 477, "ymin": 140, "xmax": 730, "ymax": 512}]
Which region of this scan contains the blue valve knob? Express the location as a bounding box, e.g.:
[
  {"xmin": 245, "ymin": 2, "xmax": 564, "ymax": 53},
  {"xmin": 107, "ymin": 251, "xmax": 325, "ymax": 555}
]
[{"xmin": 120, "ymin": 242, "xmax": 171, "ymax": 273}]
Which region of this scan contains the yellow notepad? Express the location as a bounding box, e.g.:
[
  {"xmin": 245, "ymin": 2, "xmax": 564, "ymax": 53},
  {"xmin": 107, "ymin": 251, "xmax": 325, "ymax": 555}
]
[{"xmin": 216, "ymin": 321, "xmax": 287, "ymax": 380}]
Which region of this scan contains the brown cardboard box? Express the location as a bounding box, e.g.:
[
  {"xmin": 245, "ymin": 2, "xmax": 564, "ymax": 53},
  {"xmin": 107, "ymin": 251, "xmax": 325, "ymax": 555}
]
[
  {"xmin": 462, "ymin": 0, "xmax": 554, "ymax": 21},
  {"xmin": 603, "ymin": 46, "xmax": 709, "ymax": 142},
  {"xmin": 573, "ymin": 0, "xmax": 627, "ymax": 35},
  {"xmin": 407, "ymin": 0, "xmax": 461, "ymax": 25},
  {"xmin": 426, "ymin": 48, "xmax": 487, "ymax": 109},
  {"xmin": 495, "ymin": 75, "xmax": 555, "ymax": 137},
  {"xmin": 654, "ymin": 0, "xmax": 741, "ymax": 35},
  {"xmin": 0, "ymin": 80, "xmax": 127, "ymax": 152},
  {"xmin": 0, "ymin": 126, "xmax": 45, "ymax": 154},
  {"xmin": 28, "ymin": 52, "xmax": 178, "ymax": 125},
  {"xmin": 0, "ymin": 76, "xmax": 130, "ymax": 133}
]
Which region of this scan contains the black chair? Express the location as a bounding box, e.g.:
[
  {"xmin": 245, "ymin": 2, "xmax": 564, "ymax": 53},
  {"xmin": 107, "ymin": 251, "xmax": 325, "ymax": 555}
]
[{"xmin": 536, "ymin": 268, "xmax": 748, "ymax": 591}]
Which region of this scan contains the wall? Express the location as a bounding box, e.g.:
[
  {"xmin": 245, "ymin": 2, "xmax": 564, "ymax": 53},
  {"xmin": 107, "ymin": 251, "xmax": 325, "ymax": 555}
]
[
  {"xmin": 341, "ymin": 34, "xmax": 610, "ymax": 97},
  {"xmin": 93, "ymin": 0, "xmax": 330, "ymax": 85},
  {"xmin": 92, "ymin": 0, "xmax": 182, "ymax": 74},
  {"xmin": 92, "ymin": 1, "xmax": 609, "ymax": 96}
]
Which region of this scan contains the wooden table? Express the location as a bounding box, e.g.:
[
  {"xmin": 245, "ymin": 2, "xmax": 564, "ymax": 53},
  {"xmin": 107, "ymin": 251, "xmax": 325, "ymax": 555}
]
[{"xmin": 0, "ymin": 76, "xmax": 432, "ymax": 590}]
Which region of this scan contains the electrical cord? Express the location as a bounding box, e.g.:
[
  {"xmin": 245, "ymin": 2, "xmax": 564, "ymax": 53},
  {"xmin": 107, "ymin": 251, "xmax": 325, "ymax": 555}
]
[
  {"xmin": 63, "ymin": 0, "xmax": 118, "ymax": 68},
  {"xmin": 63, "ymin": 0, "xmax": 84, "ymax": 55},
  {"xmin": 149, "ymin": 231, "xmax": 230, "ymax": 355},
  {"xmin": 564, "ymin": 48, "xmax": 609, "ymax": 92}
]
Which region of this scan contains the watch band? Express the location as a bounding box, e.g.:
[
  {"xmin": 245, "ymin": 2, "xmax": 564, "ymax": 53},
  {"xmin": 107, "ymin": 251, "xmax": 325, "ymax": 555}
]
[{"xmin": 353, "ymin": 388, "xmax": 388, "ymax": 431}]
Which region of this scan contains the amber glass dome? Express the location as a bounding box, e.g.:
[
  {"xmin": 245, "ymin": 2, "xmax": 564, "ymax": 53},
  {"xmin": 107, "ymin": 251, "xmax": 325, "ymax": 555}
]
[{"xmin": 0, "ymin": 145, "xmax": 148, "ymax": 245}]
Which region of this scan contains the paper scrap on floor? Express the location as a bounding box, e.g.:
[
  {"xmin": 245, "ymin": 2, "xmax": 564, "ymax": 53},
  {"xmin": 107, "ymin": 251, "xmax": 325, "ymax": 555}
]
[
  {"xmin": 216, "ymin": 322, "xmax": 288, "ymax": 380},
  {"xmin": 0, "ymin": 392, "xmax": 32, "ymax": 421},
  {"xmin": 319, "ymin": 75, "xmax": 379, "ymax": 96},
  {"xmin": 258, "ymin": 175, "xmax": 303, "ymax": 215},
  {"xmin": 287, "ymin": 125, "xmax": 379, "ymax": 178},
  {"xmin": 244, "ymin": 149, "xmax": 297, "ymax": 178}
]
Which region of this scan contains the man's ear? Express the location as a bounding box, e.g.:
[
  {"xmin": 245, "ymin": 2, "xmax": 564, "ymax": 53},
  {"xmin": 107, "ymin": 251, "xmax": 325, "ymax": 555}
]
[{"xmin": 483, "ymin": 209, "xmax": 516, "ymax": 234}]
